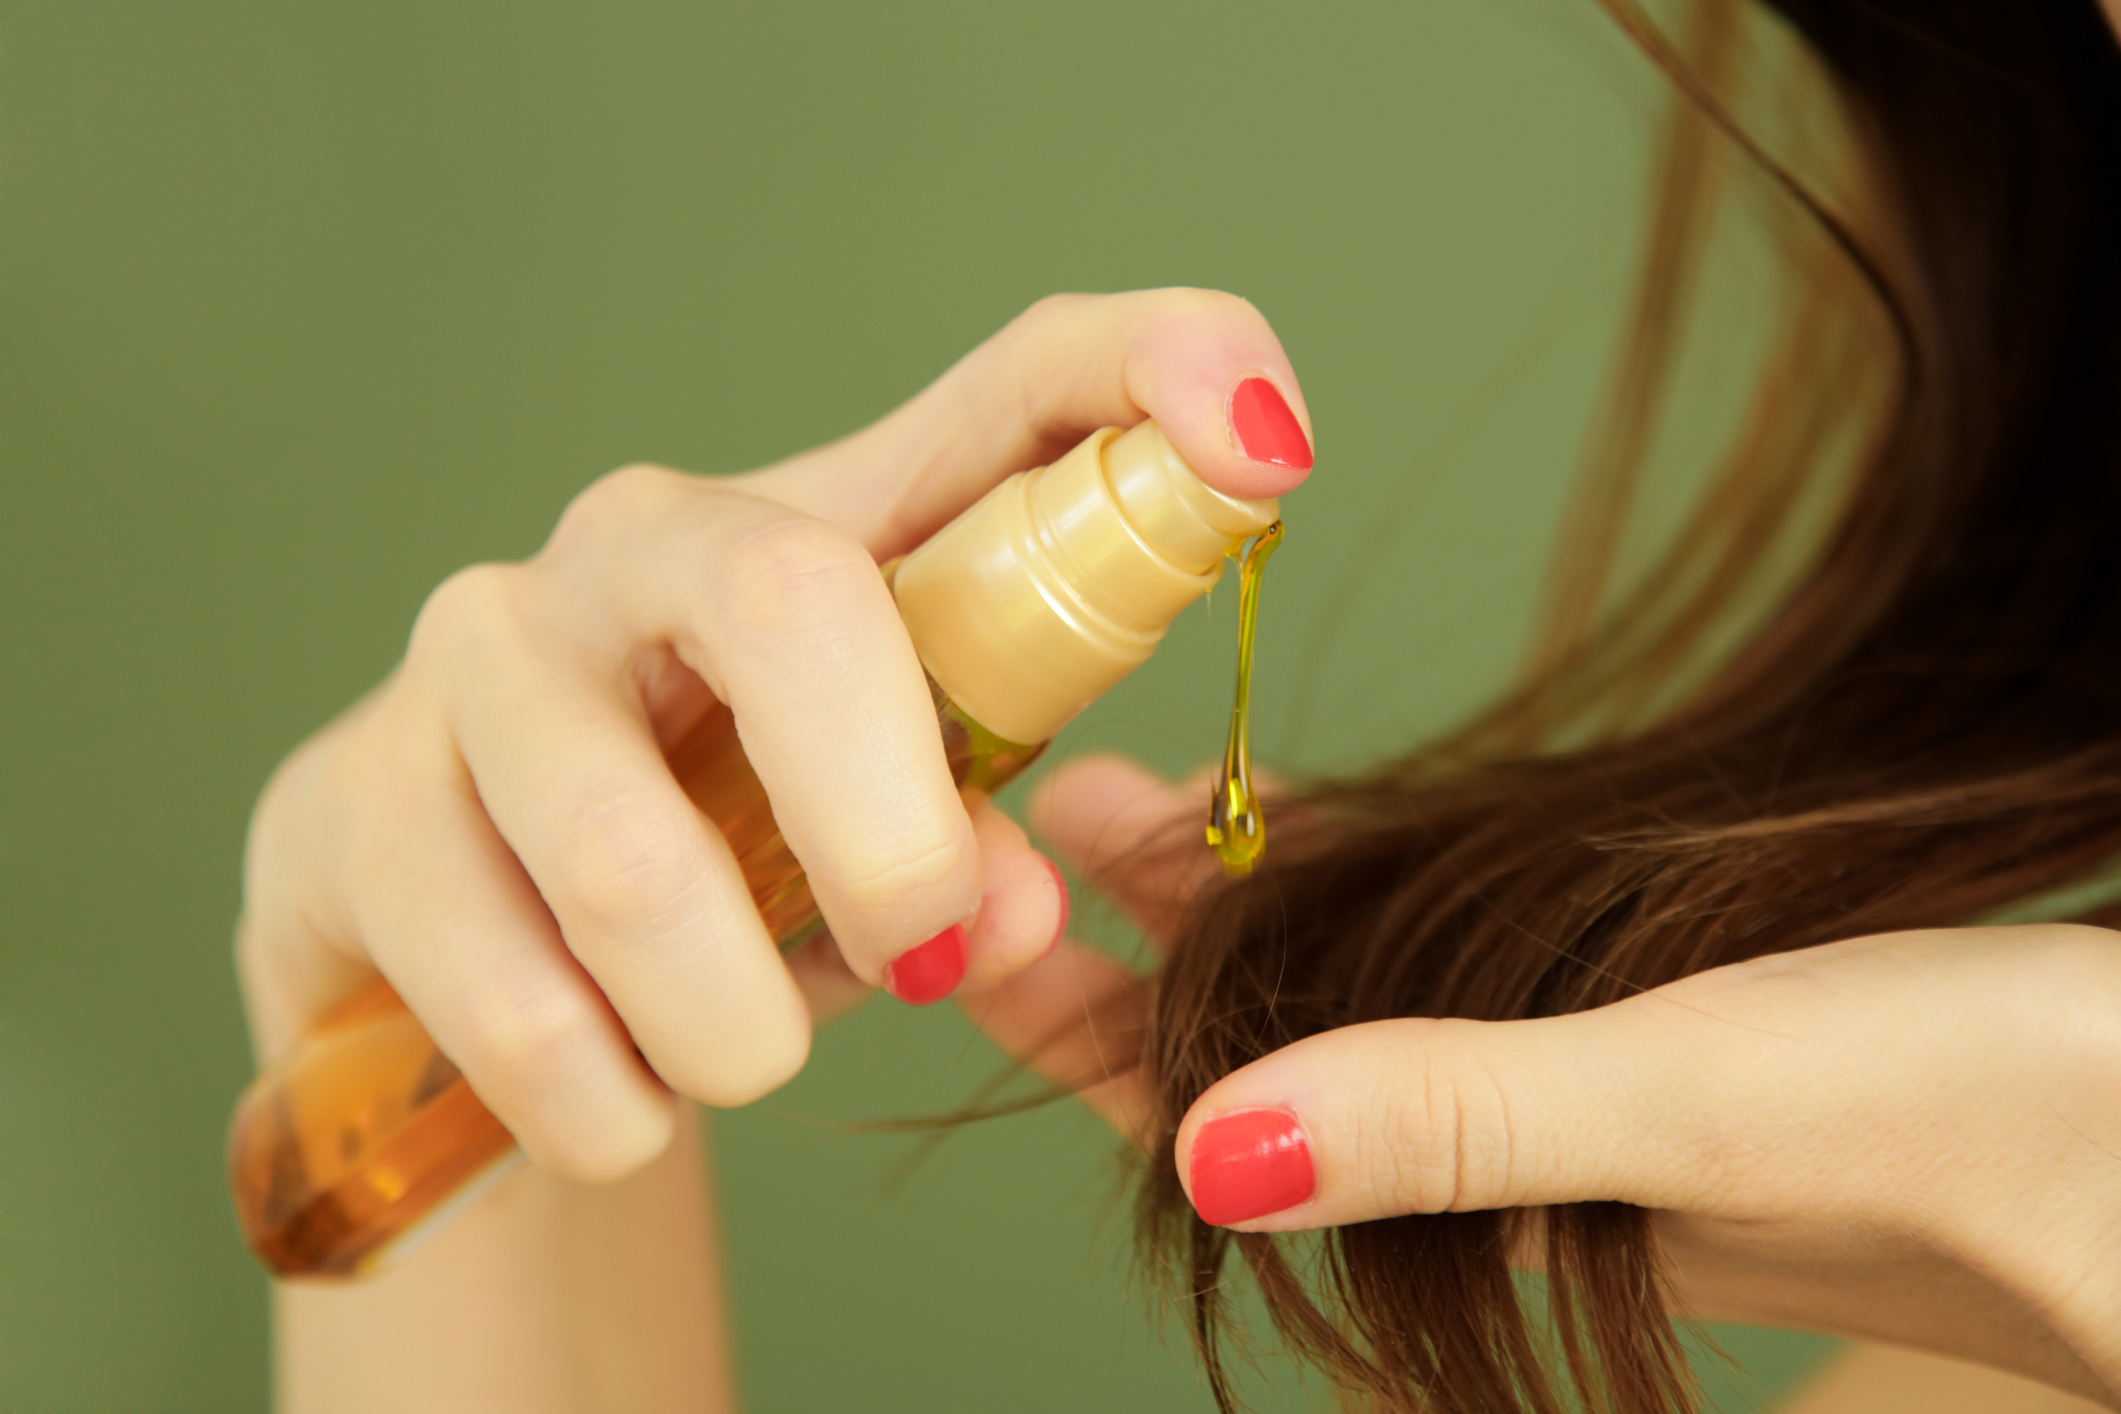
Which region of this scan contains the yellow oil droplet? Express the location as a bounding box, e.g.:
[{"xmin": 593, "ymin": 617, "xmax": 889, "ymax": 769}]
[{"xmin": 1206, "ymin": 521, "xmax": 1282, "ymax": 876}]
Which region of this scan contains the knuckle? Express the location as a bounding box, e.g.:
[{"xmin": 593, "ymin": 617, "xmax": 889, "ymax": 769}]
[
  {"xmin": 830, "ymin": 825, "xmax": 970, "ymax": 916},
  {"xmin": 408, "ymin": 562, "xmax": 526, "ymax": 664},
  {"xmin": 286, "ymin": 710, "xmax": 443, "ymax": 922},
  {"xmin": 1011, "ymin": 291, "xmax": 1093, "ymax": 332},
  {"xmin": 548, "ymin": 462, "xmax": 683, "ymax": 554},
  {"xmin": 1374, "ymin": 1025, "xmax": 1516, "ymax": 1214},
  {"xmin": 459, "ymin": 984, "xmax": 676, "ymax": 1184},
  {"xmin": 458, "ymin": 986, "xmax": 604, "ymax": 1096},
  {"xmin": 547, "ymin": 801, "xmax": 704, "ymax": 935},
  {"xmin": 711, "ymin": 514, "xmax": 877, "ymax": 639}
]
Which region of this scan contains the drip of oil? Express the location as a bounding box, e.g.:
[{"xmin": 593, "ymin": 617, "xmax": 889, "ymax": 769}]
[{"xmin": 1206, "ymin": 520, "xmax": 1283, "ymax": 875}]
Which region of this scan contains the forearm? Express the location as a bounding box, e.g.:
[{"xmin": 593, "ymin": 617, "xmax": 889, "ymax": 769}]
[
  {"xmin": 1779, "ymin": 1343, "xmax": 2110, "ymax": 1414},
  {"xmin": 276, "ymin": 1105, "xmax": 731, "ymax": 1414}
]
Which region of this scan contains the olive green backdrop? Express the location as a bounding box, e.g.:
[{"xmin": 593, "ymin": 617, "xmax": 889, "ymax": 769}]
[{"xmin": 1, "ymin": 1, "xmax": 1837, "ymax": 1408}]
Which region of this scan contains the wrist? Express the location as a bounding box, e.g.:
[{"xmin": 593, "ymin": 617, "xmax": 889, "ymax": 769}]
[{"xmin": 1961, "ymin": 1189, "xmax": 2121, "ymax": 1400}]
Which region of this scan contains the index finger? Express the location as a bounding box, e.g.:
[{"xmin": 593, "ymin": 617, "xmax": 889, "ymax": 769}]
[
  {"xmin": 746, "ymin": 288, "xmax": 1314, "ymax": 556},
  {"xmin": 519, "ymin": 475, "xmax": 980, "ymax": 996}
]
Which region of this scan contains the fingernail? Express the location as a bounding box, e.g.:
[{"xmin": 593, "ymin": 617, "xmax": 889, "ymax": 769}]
[
  {"xmin": 1043, "ymin": 857, "xmax": 1071, "ymax": 957},
  {"xmin": 1188, "ymin": 1108, "xmax": 1315, "ymax": 1226},
  {"xmin": 1228, "ymin": 377, "xmax": 1313, "ymax": 470},
  {"xmin": 883, "ymin": 923, "xmax": 968, "ymax": 1006}
]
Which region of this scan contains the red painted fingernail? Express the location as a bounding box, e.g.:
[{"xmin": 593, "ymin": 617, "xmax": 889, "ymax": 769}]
[
  {"xmin": 1043, "ymin": 857, "xmax": 1071, "ymax": 957},
  {"xmin": 1229, "ymin": 378, "xmax": 1313, "ymax": 470},
  {"xmin": 1188, "ymin": 1109, "xmax": 1315, "ymax": 1226},
  {"xmin": 883, "ymin": 923, "xmax": 968, "ymax": 1005}
]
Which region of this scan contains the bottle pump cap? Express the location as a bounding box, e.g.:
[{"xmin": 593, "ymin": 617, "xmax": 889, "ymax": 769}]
[{"xmin": 891, "ymin": 420, "xmax": 1280, "ymax": 745}]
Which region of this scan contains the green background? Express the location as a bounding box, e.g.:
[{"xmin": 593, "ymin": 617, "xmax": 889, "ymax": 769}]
[{"xmin": 0, "ymin": 0, "xmax": 1836, "ymax": 1408}]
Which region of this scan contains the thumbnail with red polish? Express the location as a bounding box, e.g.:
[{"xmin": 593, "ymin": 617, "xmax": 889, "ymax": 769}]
[
  {"xmin": 1188, "ymin": 1109, "xmax": 1315, "ymax": 1226},
  {"xmin": 884, "ymin": 923, "xmax": 967, "ymax": 1005},
  {"xmin": 1229, "ymin": 377, "xmax": 1313, "ymax": 470}
]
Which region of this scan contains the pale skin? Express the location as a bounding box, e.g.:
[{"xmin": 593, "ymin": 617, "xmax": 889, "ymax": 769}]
[{"xmin": 248, "ymin": 291, "xmax": 2121, "ymax": 1407}]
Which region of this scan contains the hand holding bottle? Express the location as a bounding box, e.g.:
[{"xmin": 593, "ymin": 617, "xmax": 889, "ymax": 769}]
[{"xmin": 234, "ymin": 288, "xmax": 1317, "ymax": 1202}]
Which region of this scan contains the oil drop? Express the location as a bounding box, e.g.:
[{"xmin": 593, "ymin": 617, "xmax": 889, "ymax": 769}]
[{"xmin": 1206, "ymin": 520, "xmax": 1283, "ymax": 876}]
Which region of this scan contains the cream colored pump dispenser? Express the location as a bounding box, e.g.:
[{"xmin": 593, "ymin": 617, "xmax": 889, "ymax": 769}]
[{"xmin": 893, "ymin": 420, "xmax": 1281, "ymax": 745}]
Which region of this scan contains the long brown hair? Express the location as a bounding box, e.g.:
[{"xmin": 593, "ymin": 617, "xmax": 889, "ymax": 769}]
[{"xmin": 1134, "ymin": 1, "xmax": 2121, "ymax": 1409}]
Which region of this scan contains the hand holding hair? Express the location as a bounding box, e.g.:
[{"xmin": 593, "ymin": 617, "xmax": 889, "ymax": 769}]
[{"xmin": 971, "ymin": 755, "xmax": 2121, "ymax": 1408}]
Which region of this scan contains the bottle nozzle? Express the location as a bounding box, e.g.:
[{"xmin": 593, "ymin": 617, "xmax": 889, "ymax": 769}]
[{"xmin": 891, "ymin": 420, "xmax": 1279, "ymax": 745}]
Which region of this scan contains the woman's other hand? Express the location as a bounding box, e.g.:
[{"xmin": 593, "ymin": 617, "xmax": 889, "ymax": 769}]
[
  {"xmin": 235, "ymin": 289, "xmax": 1314, "ymax": 1187},
  {"xmin": 970, "ymin": 755, "xmax": 2121, "ymax": 1406}
]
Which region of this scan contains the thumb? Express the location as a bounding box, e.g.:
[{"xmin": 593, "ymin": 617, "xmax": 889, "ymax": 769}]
[{"xmin": 1173, "ymin": 1006, "xmax": 1708, "ymax": 1231}]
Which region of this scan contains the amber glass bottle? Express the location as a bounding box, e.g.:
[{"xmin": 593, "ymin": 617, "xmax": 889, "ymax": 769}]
[{"xmin": 228, "ymin": 420, "xmax": 1280, "ymax": 1278}]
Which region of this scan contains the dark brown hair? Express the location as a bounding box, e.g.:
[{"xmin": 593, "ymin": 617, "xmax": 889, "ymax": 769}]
[{"xmin": 1134, "ymin": 1, "xmax": 2121, "ymax": 1409}]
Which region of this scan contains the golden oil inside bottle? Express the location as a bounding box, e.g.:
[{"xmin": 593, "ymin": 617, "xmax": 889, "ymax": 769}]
[
  {"xmin": 1206, "ymin": 521, "xmax": 1282, "ymax": 876},
  {"xmin": 227, "ymin": 671, "xmax": 1042, "ymax": 1278}
]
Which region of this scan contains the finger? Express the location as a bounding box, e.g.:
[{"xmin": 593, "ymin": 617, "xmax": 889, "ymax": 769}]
[
  {"xmin": 959, "ymin": 804, "xmax": 1069, "ymax": 993},
  {"xmin": 328, "ymin": 718, "xmax": 679, "ymax": 1183},
  {"xmin": 1170, "ymin": 1001, "xmax": 1712, "ymax": 1231},
  {"xmin": 959, "ymin": 939, "xmax": 1153, "ymax": 1138},
  {"xmin": 1029, "ymin": 753, "xmax": 1224, "ymax": 948},
  {"xmin": 748, "ymin": 289, "xmax": 1314, "ymax": 556},
  {"xmin": 524, "ymin": 471, "xmax": 984, "ymax": 993},
  {"xmin": 419, "ymin": 564, "xmax": 817, "ymax": 1110},
  {"xmin": 781, "ymin": 806, "xmax": 1066, "ymax": 1024},
  {"xmin": 237, "ymin": 722, "xmax": 399, "ymax": 1061}
]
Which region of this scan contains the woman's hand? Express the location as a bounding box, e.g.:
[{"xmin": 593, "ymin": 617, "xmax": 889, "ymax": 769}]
[
  {"xmin": 970, "ymin": 755, "xmax": 2121, "ymax": 1406},
  {"xmin": 235, "ymin": 289, "xmax": 1314, "ymax": 1187}
]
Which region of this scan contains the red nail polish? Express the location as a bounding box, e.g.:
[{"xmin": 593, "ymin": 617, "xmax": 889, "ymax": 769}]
[
  {"xmin": 883, "ymin": 923, "xmax": 968, "ymax": 1005},
  {"xmin": 1043, "ymin": 857, "xmax": 1071, "ymax": 956},
  {"xmin": 1228, "ymin": 378, "xmax": 1313, "ymax": 470},
  {"xmin": 1188, "ymin": 1109, "xmax": 1315, "ymax": 1226}
]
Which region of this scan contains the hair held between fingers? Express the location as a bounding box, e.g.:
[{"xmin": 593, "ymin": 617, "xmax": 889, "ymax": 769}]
[{"xmin": 1126, "ymin": 2, "xmax": 2121, "ymax": 1410}]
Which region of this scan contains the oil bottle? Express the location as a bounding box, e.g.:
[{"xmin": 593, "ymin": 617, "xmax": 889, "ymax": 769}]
[{"xmin": 228, "ymin": 418, "xmax": 1282, "ymax": 1278}]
